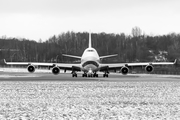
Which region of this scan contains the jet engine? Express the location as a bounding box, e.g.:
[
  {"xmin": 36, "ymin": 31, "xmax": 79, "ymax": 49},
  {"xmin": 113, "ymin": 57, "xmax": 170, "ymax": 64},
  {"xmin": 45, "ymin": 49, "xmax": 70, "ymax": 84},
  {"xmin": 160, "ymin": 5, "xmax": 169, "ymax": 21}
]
[
  {"xmin": 145, "ymin": 65, "xmax": 154, "ymax": 72},
  {"xmin": 52, "ymin": 66, "xmax": 60, "ymax": 75},
  {"xmin": 121, "ymin": 66, "xmax": 129, "ymax": 75},
  {"xmin": 27, "ymin": 65, "xmax": 35, "ymax": 73}
]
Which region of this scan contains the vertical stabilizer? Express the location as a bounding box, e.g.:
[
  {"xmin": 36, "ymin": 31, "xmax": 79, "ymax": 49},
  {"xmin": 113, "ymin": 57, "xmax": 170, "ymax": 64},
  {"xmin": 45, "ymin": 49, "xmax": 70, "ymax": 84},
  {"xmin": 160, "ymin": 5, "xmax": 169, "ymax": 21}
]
[{"xmin": 88, "ymin": 32, "xmax": 92, "ymax": 48}]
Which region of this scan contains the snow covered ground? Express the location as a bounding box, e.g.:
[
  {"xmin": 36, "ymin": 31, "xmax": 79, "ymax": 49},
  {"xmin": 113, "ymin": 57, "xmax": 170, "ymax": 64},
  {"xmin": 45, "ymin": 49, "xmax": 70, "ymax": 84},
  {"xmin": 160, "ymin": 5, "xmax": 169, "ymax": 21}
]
[{"xmin": 0, "ymin": 81, "xmax": 180, "ymax": 119}]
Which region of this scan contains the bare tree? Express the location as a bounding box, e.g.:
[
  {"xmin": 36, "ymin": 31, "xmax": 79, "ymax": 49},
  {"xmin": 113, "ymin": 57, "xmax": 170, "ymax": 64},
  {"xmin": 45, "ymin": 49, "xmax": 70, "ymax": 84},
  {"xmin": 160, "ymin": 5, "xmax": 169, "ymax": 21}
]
[{"xmin": 132, "ymin": 26, "xmax": 142, "ymax": 37}]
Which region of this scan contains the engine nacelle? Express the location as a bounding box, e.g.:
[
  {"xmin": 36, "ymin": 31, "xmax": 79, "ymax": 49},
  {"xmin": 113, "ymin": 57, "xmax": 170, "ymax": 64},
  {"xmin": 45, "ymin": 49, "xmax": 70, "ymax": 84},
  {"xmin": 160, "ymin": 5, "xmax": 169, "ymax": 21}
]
[
  {"xmin": 121, "ymin": 67, "xmax": 129, "ymax": 75},
  {"xmin": 52, "ymin": 67, "xmax": 60, "ymax": 75},
  {"xmin": 145, "ymin": 65, "xmax": 154, "ymax": 72},
  {"xmin": 27, "ymin": 65, "xmax": 35, "ymax": 73}
]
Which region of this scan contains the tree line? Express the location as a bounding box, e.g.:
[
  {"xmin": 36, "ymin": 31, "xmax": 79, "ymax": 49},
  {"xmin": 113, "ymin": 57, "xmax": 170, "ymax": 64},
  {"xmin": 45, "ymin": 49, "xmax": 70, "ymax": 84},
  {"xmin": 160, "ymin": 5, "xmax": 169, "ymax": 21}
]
[{"xmin": 0, "ymin": 27, "xmax": 180, "ymax": 65}]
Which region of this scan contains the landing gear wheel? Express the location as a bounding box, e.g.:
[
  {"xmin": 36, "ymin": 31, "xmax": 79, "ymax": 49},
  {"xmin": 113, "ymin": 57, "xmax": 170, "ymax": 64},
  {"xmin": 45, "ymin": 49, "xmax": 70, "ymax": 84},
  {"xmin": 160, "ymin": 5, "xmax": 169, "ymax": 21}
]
[
  {"xmin": 93, "ymin": 73, "xmax": 98, "ymax": 77},
  {"xmin": 82, "ymin": 73, "xmax": 87, "ymax": 77},
  {"xmin": 88, "ymin": 74, "xmax": 93, "ymax": 77},
  {"xmin": 103, "ymin": 74, "xmax": 108, "ymax": 77},
  {"xmin": 106, "ymin": 74, "xmax": 108, "ymax": 77},
  {"xmin": 72, "ymin": 73, "xmax": 77, "ymax": 77},
  {"xmin": 103, "ymin": 74, "xmax": 105, "ymax": 77}
]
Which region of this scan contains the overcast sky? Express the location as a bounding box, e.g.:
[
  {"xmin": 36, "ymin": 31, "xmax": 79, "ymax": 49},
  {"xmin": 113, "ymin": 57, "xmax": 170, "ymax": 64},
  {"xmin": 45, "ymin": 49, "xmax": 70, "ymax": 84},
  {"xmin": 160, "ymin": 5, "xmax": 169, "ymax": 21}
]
[{"xmin": 0, "ymin": 0, "xmax": 180, "ymax": 41}]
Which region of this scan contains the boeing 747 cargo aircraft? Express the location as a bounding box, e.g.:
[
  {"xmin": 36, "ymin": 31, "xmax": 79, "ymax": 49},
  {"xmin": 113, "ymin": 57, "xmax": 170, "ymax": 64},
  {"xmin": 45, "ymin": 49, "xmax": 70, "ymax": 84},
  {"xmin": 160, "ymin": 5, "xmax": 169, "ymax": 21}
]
[{"xmin": 4, "ymin": 32, "xmax": 177, "ymax": 77}]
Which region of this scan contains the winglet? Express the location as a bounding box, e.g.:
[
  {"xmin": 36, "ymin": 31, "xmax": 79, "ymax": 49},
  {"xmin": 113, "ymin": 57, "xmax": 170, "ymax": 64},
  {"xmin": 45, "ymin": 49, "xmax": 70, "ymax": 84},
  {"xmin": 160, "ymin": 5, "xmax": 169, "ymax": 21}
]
[
  {"xmin": 174, "ymin": 59, "xmax": 178, "ymax": 65},
  {"xmin": 88, "ymin": 32, "xmax": 92, "ymax": 48},
  {"xmin": 4, "ymin": 59, "xmax": 7, "ymax": 64}
]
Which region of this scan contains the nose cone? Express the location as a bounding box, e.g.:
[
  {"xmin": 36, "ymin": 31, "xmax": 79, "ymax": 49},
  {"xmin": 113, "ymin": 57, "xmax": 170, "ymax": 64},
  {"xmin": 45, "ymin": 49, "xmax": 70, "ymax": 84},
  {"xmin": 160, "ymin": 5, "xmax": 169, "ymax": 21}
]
[{"xmin": 88, "ymin": 69, "xmax": 93, "ymax": 74}]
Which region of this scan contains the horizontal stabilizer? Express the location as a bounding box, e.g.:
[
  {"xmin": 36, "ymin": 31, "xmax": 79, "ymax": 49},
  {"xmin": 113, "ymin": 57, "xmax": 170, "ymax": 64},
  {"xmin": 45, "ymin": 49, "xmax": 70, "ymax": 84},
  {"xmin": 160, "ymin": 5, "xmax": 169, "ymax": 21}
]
[
  {"xmin": 62, "ymin": 54, "xmax": 81, "ymax": 59},
  {"xmin": 99, "ymin": 54, "xmax": 118, "ymax": 59}
]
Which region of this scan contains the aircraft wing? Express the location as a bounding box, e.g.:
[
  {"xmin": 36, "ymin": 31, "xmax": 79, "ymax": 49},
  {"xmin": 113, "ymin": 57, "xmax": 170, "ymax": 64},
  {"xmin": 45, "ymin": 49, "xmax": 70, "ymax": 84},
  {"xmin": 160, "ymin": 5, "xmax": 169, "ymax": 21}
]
[
  {"xmin": 100, "ymin": 60, "xmax": 177, "ymax": 72},
  {"xmin": 4, "ymin": 59, "xmax": 81, "ymax": 71}
]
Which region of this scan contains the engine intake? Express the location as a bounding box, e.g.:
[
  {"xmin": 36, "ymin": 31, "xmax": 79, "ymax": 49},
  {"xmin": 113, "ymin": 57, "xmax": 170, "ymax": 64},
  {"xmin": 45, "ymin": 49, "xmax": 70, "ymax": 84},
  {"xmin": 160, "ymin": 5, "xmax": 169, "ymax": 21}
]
[
  {"xmin": 52, "ymin": 67, "xmax": 60, "ymax": 75},
  {"xmin": 145, "ymin": 65, "xmax": 154, "ymax": 72},
  {"xmin": 121, "ymin": 67, "xmax": 129, "ymax": 75},
  {"xmin": 27, "ymin": 65, "xmax": 35, "ymax": 73}
]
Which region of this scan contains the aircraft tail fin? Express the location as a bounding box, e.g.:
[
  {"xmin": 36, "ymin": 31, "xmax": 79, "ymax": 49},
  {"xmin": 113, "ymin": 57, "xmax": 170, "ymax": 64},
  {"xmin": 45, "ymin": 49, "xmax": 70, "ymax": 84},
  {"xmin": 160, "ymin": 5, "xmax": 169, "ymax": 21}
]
[{"xmin": 88, "ymin": 32, "xmax": 92, "ymax": 48}]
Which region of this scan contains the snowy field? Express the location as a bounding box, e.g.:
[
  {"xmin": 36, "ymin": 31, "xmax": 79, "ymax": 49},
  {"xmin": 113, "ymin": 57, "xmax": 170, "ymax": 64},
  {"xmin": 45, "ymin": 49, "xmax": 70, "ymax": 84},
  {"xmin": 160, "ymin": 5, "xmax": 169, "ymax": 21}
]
[
  {"xmin": 0, "ymin": 81, "xmax": 180, "ymax": 120},
  {"xmin": 1, "ymin": 67, "xmax": 180, "ymax": 119}
]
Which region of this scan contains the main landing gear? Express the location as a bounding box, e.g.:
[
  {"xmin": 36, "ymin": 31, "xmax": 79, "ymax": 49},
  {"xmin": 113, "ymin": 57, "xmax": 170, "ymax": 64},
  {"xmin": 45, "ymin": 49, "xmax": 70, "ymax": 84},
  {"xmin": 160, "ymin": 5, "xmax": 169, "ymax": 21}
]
[
  {"xmin": 82, "ymin": 73, "xmax": 98, "ymax": 77},
  {"xmin": 82, "ymin": 73, "xmax": 87, "ymax": 77},
  {"xmin": 93, "ymin": 73, "xmax": 98, "ymax": 77},
  {"xmin": 103, "ymin": 72, "xmax": 109, "ymax": 77},
  {"xmin": 72, "ymin": 71, "xmax": 77, "ymax": 77},
  {"xmin": 72, "ymin": 72, "xmax": 108, "ymax": 78}
]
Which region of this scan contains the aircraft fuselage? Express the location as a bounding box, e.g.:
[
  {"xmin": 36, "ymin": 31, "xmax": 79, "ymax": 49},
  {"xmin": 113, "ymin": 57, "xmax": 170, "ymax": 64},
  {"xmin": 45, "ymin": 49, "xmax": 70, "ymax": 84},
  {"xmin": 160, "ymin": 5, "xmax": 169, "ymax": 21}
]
[{"xmin": 80, "ymin": 48, "xmax": 100, "ymax": 74}]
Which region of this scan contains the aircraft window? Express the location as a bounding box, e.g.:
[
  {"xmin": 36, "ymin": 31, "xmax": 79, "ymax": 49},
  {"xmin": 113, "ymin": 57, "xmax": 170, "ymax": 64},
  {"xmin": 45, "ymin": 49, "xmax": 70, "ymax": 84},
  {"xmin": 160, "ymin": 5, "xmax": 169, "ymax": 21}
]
[{"xmin": 82, "ymin": 61, "xmax": 99, "ymax": 67}]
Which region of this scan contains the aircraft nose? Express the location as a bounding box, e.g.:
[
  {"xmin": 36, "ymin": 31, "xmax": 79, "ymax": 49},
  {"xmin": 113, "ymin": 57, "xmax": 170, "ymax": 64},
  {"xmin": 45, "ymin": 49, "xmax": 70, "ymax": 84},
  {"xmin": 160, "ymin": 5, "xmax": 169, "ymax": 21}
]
[{"xmin": 88, "ymin": 69, "xmax": 93, "ymax": 74}]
